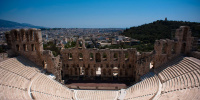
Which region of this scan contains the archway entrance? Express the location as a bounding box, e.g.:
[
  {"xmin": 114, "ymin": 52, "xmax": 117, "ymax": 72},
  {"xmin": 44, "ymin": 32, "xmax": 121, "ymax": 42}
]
[
  {"xmin": 95, "ymin": 67, "xmax": 101, "ymax": 80},
  {"xmin": 113, "ymin": 66, "xmax": 118, "ymax": 81}
]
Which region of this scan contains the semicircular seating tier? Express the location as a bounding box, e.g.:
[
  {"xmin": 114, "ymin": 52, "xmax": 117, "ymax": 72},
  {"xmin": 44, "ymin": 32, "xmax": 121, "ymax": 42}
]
[
  {"xmin": 0, "ymin": 56, "xmax": 200, "ymax": 100},
  {"xmin": 0, "ymin": 56, "xmax": 73, "ymax": 100}
]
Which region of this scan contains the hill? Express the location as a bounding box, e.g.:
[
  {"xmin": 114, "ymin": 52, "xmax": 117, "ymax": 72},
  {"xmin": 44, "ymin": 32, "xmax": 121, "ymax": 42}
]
[
  {"xmin": 0, "ymin": 19, "xmax": 44, "ymax": 30},
  {"xmin": 122, "ymin": 20, "xmax": 200, "ymax": 44}
]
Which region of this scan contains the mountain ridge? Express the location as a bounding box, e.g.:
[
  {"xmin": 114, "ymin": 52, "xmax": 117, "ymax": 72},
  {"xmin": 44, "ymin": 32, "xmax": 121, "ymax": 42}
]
[{"xmin": 0, "ymin": 19, "xmax": 45, "ymax": 29}]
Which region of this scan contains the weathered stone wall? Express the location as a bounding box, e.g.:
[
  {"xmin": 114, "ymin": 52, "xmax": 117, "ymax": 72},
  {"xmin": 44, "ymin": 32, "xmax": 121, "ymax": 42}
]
[
  {"xmin": 153, "ymin": 26, "xmax": 194, "ymax": 69},
  {"xmin": 191, "ymin": 51, "xmax": 200, "ymax": 59},
  {"xmin": 5, "ymin": 26, "xmax": 196, "ymax": 83},
  {"xmin": 61, "ymin": 39, "xmax": 137, "ymax": 81},
  {"xmin": 5, "ymin": 29, "xmax": 43, "ymax": 66},
  {"xmin": 5, "ymin": 29, "xmax": 62, "ymax": 81}
]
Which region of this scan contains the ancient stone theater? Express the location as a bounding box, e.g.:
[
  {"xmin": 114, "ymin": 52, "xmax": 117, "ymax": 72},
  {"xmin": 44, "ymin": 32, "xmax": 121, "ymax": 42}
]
[{"xmin": 0, "ymin": 26, "xmax": 200, "ymax": 100}]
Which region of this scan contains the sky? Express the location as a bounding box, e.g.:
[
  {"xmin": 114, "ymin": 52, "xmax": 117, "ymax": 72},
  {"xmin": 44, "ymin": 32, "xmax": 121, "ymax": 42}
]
[{"xmin": 0, "ymin": 0, "xmax": 200, "ymax": 28}]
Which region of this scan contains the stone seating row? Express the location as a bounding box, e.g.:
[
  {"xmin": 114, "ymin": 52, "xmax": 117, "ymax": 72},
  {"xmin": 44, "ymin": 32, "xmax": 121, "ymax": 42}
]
[
  {"xmin": 31, "ymin": 91, "xmax": 71, "ymax": 100},
  {"xmin": 75, "ymin": 90, "xmax": 119, "ymax": 100},
  {"xmin": 0, "ymin": 67, "xmax": 32, "ymax": 100},
  {"xmin": 158, "ymin": 87, "xmax": 200, "ymax": 100},
  {"xmin": 158, "ymin": 57, "xmax": 200, "ymax": 83},
  {"xmin": 156, "ymin": 57, "xmax": 200, "ymax": 93},
  {"xmin": 0, "ymin": 57, "xmax": 37, "ymax": 79},
  {"xmin": 124, "ymin": 72, "xmax": 159, "ymax": 100},
  {"xmin": 0, "ymin": 84, "xmax": 32, "ymax": 100},
  {"xmin": 31, "ymin": 73, "xmax": 72, "ymax": 99},
  {"xmin": 0, "ymin": 68, "xmax": 30, "ymax": 90}
]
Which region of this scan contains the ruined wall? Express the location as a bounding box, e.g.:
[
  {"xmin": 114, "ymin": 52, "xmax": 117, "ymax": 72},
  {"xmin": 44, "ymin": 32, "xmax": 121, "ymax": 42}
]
[
  {"xmin": 4, "ymin": 26, "xmax": 195, "ymax": 83},
  {"xmin": 5, "ymin": 29, "xmax": 43, "ymax": 66},
  {"xmin": 61, "ymin": 39, "xmax": 137, "ymax": 81},
  {"xmin": 5, "ymin": 29, "xmax": 62, "ymax": 81},
  {"xmin": 191, "ymin": 51, "xmax": 200, "ymax": 59}
]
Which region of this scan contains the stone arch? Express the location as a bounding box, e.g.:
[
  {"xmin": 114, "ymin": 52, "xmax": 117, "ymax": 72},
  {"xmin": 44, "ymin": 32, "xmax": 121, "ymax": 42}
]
[
  {"xmin": 113, "ymin": 53, "xmax": 118, "ymax": 61},
  {"xmin": 95, "ymin": 53, "xmax": 101, "ymax": 62},
  {"xmin": 16, "ymin": 44, "xmax": 20, "ymax": 51},
  {"xmin": 14, "ymin": 30, "xmax": 18, "ymax": 41},
  {"xmin": 89, "ymin": 53, "xmax": 94, "ymax": 60},
  {"xmin": 102, "ymin": 52, "xmax": 107, "ymax": 61},
  {"xmin": 149, "ymin": 61, "xmax": 154, "ymax": 69},
  {"xmin": 23, "ymin": 44, "xmax": 27, "ymax": 51},
  {"xmin": 96, "ymin": 66, "xmax": 101, "ymax": 76},
  {"xmin": 30, "ymin": 30, "xmax": 35, "ymax": 41},
  {"xmin": 124, "ymin": 52, "xmax": 129, "ymax": 61},
  {"xmin": 20, "ymin": 29, "xmax": 26, "ymax": 41},
  {"xmin": 31, "ymin": 44, "xmax": 35, "ymax": 51},
  {"xmin": 26, "ymin": 31, "xmax": 29, "ymax": 41},
  {"xmin": 68, "ymin": 53, "xmax": 72, "ymax": 59},
  {"xmin": 76, "ymin": 39, "xmax": 86, "ymax": 49},
  {"xmin": 79, "ymin": 53, "xmax": 83, "ymax": 60}
]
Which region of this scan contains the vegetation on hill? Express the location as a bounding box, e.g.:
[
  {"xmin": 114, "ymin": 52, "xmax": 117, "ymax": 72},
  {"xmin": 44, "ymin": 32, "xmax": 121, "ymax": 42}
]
[
  {"xmin": 121, "ymin": 20, "xmax": 200, "ymax": 51},
  {"xmin": 64, "ymin": 41, "xmax": 76, "ymax": 48},
  {"xmin": 43, "ymin": 41, "xmax": 60, "ymax": 56}
]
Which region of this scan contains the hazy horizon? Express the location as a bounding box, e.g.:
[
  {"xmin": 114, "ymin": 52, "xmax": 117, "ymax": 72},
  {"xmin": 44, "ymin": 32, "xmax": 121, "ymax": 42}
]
[{"xmin": 0, "ymin": 0, "xmax": 200, "ymax": 28}]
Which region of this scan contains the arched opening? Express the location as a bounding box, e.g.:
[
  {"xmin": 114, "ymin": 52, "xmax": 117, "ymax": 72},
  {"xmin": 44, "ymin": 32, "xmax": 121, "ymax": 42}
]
[
  {"xmin": 114, "ymin": 53, "xmax": 118, "ymax": 61},
  {"xmin": 68, "ymin": 53, "xmax": 73, "ymax": 59},
  {"xmin": 96, "ymin": 66, "xmax": 101, "ymax": 76},
  {"xmin": 32, "ymin": 31, "xmax": 35, "ymax": 41},
  {"xmin": 23, "ymin": 44, "xmax": 27, "ymax": 51},
  {"xmin": 78, "ymin": 40, "xmax": 83, "ymax": 48},
  {"xmin": 80, "ymin": 66, "xmax": 84, "ymax": 75},
  {"xmin": 79, "ymin": 53, "xmax": 83, "ymax": 60},
  {"xmin": 31, "ymin": 44, "xmax": 35, "ymax": 51},
  {"xmin": 125, "ymin": 52, "xmax": 129, "ymax": 61},
  {"xmin": 95, "ymin": 53, "xmax": 101, "ymax": 62},
  {"xmin": 16, "ymin": 45, "xmax": 20, "ymax": 51},
  {"xmin": 89, "ymin": 53, "xmax": 93, "ymax": 60},
  {"xmin": 14, "ymin": 31, "xmax": 18, "ymax": 41},
  {"xmin": 171, "ymin": 43, "xmax": 175, "ymax": 54},
  {"xmin": 26, "ymin": 32, "xmax": 29, "ymax": 41},
  {"xmin": 102, "ymin": 53, "xmax": 107, "ymax": 61},
  {"xmin": 149, "ymin": 61, "xmax": 154, "ymax": 69},
  {"xmin": 21, "ymin": 31, "xmax": 25, "ymax": 41},
  {"xmin": 113, "ymin": 66, "xmax": 118, "ymax": 79}
]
